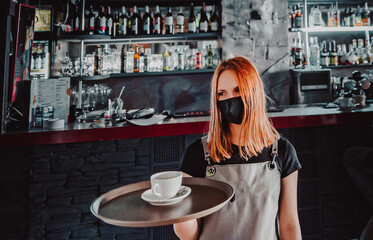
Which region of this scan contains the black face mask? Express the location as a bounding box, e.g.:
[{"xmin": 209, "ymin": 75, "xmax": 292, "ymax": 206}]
[{"xmin": 217, "ymin": 96, "xmax": 244, "ymax": 124}]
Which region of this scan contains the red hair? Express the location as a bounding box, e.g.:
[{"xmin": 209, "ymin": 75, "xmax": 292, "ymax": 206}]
[{"xmin": 207, "ymin": 57, "xmax": 279, "ymax": 162}]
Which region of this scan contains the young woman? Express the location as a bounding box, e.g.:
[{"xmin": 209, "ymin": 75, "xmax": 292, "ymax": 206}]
[{"xmin": 173, "ymin": 57, "xmax": 302, "ymax": 240}]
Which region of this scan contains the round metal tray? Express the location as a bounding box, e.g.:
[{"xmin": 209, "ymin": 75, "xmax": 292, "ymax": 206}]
[{"xmin": 90, "ymin": 177, "xmax": 234, "ymax": 227}]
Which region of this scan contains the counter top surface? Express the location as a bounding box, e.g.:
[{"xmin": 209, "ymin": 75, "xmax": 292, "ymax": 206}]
[{"xmin": 1, "ymin": 104, "xmax": 373, "ymax": 147}]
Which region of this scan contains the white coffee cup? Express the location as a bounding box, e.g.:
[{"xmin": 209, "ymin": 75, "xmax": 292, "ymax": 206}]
[
  {"xmin": 150, "ymin": 171, "xmax": 182, "ymax": 200},
  {"xmin": 336, "ymin": 97, "xmax": 355, "ymax": 108}
]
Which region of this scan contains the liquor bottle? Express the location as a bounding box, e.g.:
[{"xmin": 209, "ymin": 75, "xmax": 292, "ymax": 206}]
[
  {"xmin": 206, "ymin": 45, "xmax": 213, "ymax": 68},
  {"xmin": 340, "ymin": 44, "xmax": 349, "ymax": 65},
  {"xmin": 96, "ymin": 6, "xmax": 106, "ymax": 34},
  {"xmin": 188, "ymin": 3, "xmax": 197, "ymax": 33},
  {"xmin": 165, "ymin": 7, "xmax": 174, "ymax": 34},
  {"xmin": 330, "ymin": 41, "xmax": 338, "ymax": 66},
  {"xmin": 177, "ymin": 46, "xmax": 185, "ymax": 70},
  {"xmin": 334, "ymin": 3, "xmax": 341, "ymax": 27},
  {"xmin": 308, "ymin": 6, "xmax": 315, "ymax": 27},
  {"xmin": 131, "ymin": 6, "xmax": 141, "ymax": 35},
  {"xmin": 139, "ymin": 47, "xmax": 145, "ymax": 72},
  {"xmin": 309, "ymin": 37, "xmax": 320, "ymax": 67},
  {"xmin": 355, "ymin": 5, "xmax": 362, "ymax": 26},
  {"xmin": 143, "ymin": 6, "xmax": 152, "ymax": 35},
  {"xmin": 153, "ymin": 6, "xmax": 162, "ymax": 34},
  {"xmin": 119, "ymin": 7, "xmax": 128, "ymax": 36},
  {"xmin": 294, "ymin": 4, "xmax": 302, "ymax": 28},
  {"xmin": 87, "ymin": 5, "xmax": 95, "ymax": 35},
  {"xmin": 347, "ymin": 43, "xmax": 358, "ymax": 64},
  {"xmin": 361, "ymin": 2, "xmax": 370, "ymax": 26},
  {"xmin": 163, "ymin": 44, "xmax": 171, "ymax": 71},
  {"xmin": 121, "ymin": 44, "xmax": 127, "ymax": 73},
  {"xmin": 95, "ymin": 45, "xmax": 103, "ymax": 75},
  {"xmin": 176, "ymin": 6, "xmax": 185, "ymax": 33},
  {"xmin": 290, "ymin": 5, "xmax": 296, "ymax": 29},
  {"xmin": 343, "ymin": 7, "xmax": 350, "ymax": 26},
  {"xmin": 320, "ymin": 41, "xmax": 330, "ymax": 66},
  {"xmin": 106, "ymin": 6, "xmax": 113, "ymax": 36},
  {"xmin": 290, "ymin": 38, "xmax": 296, "ymax": 66},
  {"xmin": 113, "ymin": 12, "xmax": 120, "ymax": 37},
  {"xmin": 199, "ymin": 3, "xmax": 208, "ymax": 32},
  {"xmin": 337, "ymin": 44, "xmax": 343, "ymax": 65},
  {"xmin": 357, "ymin": 39, "xmax": 365, "ymax": 64},
  {"xmin": 327, "ymin": 5, "xmax": 333, "ymax": 27},
  {"xmin": 71, "ymin": 5, "xmax": 80, "ymax": 33},
  {"xmin": 349, "ymin": 6, "xmax": 355, "ymax": 27},
  {"xmin": 294, "ymin": 36, "xmax": 303, "ymax": 68},
  {"xmin": 210, "ymin": 5, "xmax": 219, "ymax": 31},
  {"xmin": 134, "ymin": 46, "xmax": 140, "ymax": 72}
]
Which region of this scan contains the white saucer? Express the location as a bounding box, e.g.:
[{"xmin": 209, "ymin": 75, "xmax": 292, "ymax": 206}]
[{"xmin": 141, "ymin": 186, "xmax": 191, "ymax": 206}]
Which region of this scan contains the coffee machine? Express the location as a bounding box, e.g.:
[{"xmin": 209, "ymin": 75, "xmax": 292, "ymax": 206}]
[{"xmin": 291, "ymin": 69, "xmax": 332, "ymax": 104}]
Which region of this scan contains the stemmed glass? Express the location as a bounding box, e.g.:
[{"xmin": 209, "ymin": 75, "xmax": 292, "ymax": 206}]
[{"xmin": 58, "ymin": 52, "xmax": 72, "ymax": 76}]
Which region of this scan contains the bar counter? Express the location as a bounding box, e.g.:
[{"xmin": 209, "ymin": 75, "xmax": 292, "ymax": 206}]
[{"xmin": 1, "ymin": 104, "xmax": 373, "ymax": 147}]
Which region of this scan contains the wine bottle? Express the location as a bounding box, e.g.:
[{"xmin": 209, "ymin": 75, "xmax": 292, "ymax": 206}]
[
  {"xmin": 143, "ymin": 6, "xmax": 152, "ymax": 35},
  {"xmin": 153, "ymin": 5, "xmax": 162, "ymax": 34},
  {"xmin": 206, "ymin": 45, "xmax": 213, "ymax": 68},
  {"xmin": 113, "ymin": 12, "xmax": 120, "ymax": 37},
  {"xmin": 361, "ymin": 2, "xmax": 370, "ymax": 26},
  {"xmin": 96, "ymin": 6, "xmax": 106, "ymax": 34},
  {"xmin": 106, "ymin": 6, "xmax": 113, "ymax": 36},
  {"xmin": 188, "ymin": 3, "xmax": 197, "ymax": 33},
  {"xmin": 131, "ymin": 6, "xmax": 141, "ymax": 35},
  {"xmin": 71, "ymin": 5, "xmax": 80, "ymax": 33},
  {"xmin": 199, "ymin": 2, "xmax": 208, "ymax": 32},
  {"xmin": 119, "ymin": 6, "xmax": 128, "ymax": 36},
  {"xmin": 210, "ymin": 5, "xmax": 219, "ymax": 31},
  {"xmin": 87, "ymin": 5, "xmax": 95, "ymax": 35},
  {"xmin": 165, "ymin": 7, "xmax": 174, "ymax": 34},
  {"xmin": 176, "ymin": 6, "xmax": 185, "ymax": 33}
]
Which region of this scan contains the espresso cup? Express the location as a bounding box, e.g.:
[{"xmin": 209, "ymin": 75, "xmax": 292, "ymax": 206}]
[
  {"xmin": 337, "ymin": 97, "xmax": 355, "ymax": 109},
  {"xmin": 150, "ymin": 171, "xmax": 182, "ymax": 200}
]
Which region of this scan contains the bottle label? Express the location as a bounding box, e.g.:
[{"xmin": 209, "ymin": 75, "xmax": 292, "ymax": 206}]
[
  {"xmin": 89, "ymin": 18, "xmax": 95, "ymax": 30},
  {"xmin": 177, "ymin": 16, "xmax": 184, "ymax": 25},
  {"xmin": 165, "ymin": 16, "xmax": 173, "ymax": 25},
  {"xmin": 211, "ymin": 22, "xmax": 218, "ymax": 31},
  {"xmin": 74, "ymin": 18, "xmax": 80, "ymax": 31},
  {"xmin": 132, "ymin": 19, "xmax": 138, "ymax": 34},
  {"xmin": 119, "ymin": 19, "xmax": 127, "ymax": 35},
  {"xmin": 200, "ymin": 21, "xmax": 208, "ymax": 32},
  {"xmin": 143, "ymin": 19, "xmax": 150, "ymax": 33},
  {"xmin": 99, "ymin": 18, "xmax": 106, "ymax": 33},
  {"xmin": 107, "ymin": 19, "xmax": 113, "ymax": 28},
  {"xmin": 134, "ymin": 58, "xmax": 140, "ymax": 71},
  {"xmin": 188, "ymin": 22, "xmax": 196, "ymax": 32},
  {"xmin": 154, "ymin": 17, "xmax": 161, "ymax": 33}
]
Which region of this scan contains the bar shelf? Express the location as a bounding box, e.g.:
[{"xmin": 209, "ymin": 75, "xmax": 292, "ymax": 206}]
[
  {"xmin": 58, "ymin": 32, "xmax": 222, "ymax": 44},
  {"xmin": 70, "ymin": 68, "xmax": 216, "ymax": 81},
  {"xmin": 290, "ymin": 26, "xmax": 373, "ymax": 33}
]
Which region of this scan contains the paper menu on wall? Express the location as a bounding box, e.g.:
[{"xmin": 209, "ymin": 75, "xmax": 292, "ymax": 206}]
[{"xmin": 29, "ymin": 77, "xmax": 70, "ymax": 126}]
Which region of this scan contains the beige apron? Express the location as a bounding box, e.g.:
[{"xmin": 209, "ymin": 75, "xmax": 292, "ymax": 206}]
[{"xmin": 199, "ymin": 136, "xmax": 281, "ymax": 240}]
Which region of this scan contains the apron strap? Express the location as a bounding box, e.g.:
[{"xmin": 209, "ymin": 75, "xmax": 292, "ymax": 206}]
[
  {"xmin": 269, "ymin": 138, "xmax": 279, "ymax": 170},
  {"xmin": 201, "ymin": 136, "xmax": 212, "ymax": 165}
]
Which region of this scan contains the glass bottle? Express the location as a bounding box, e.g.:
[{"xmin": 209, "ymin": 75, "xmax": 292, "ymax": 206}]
[
  {"xmin": 96, "ymin": 6, "xmax": 106, "ymax": 35},
  {"xmin": 95, "ymin": 45, "xmax": 103, "ymax": 75},
  {"xmin": 72, "ymin": 5, "xmax": 80, "ymax": 33},
  {"xmin": 294, "ymin": 4, "xmax": 302, "ymax": 28},
  {"xmin": 87, "ymin": 5, "xmax": 95, "ymax": 35},
  {"xmin": 210, "ymin": 5, "xmax": 219, "ymax": 31},
  {"xmin": 176, "ymin": 6, "xmax": 185, "ymax": 33},
  {"xmin": 165, "ymin": 7, "xmax": 174, "ymax": 34},
  {"xmin": 121, "ymin": 44, "xmax": 127, "ymax": 73},
  {"xmin": 119, "ymin": 6, "xmax": 128, "ymax": 36},
  {"xmin": 313, "ymin": 5, "xmax": 322, "ymax": 27},
  {"xmin": 163, "ymin": 44, "xmax": 171, "ymax": 71},
  {"xmin": 206, "ymin": 45, "xmax": 213, "ymax": 68},
  {"xmin": 361, "ymin": 2, "xmax": 370, "ymax": 26},
  {"xmin": 355, "ymin": 5, "xmax": 362, "ymax": 27},
  {"xmin": 153, "ymin": 6, "xmax": 162, "ymax": 34},
  {"xmin": 320, "ymin": 41, "xmax": 329, "ymax": 66},
  {"xmin": 347, "ymin": 43, "xmax": 358, "ymax": 65},
  {"xmin": 143, "ymin": 6, "xmax": 152, "ymax": 35},
  {"xmin": 106, "ymin": 6, "xmax": 113, "ymax": 36},
  {"xmin": 134, "ymin": 46, "xmax": 140, "ymax": 72},
  {"xmin": 199, "ymin": 2, "xmax": 208, "ymax": 32},
  {"xmin": 188, "ymin": 3, "xmax": 197, "ymax": 33},
  {"xmin": 131, "ymin": 6, "xmax": 141, "ymax": 35},
  {"xmin": 349, "ymin": 6, "xmax": 355, "ymax": 27}
]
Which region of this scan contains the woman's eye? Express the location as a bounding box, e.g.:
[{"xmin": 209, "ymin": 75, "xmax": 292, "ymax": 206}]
[
  {"xmin": 217, "ymin": 92, "xmax": 225, "ymax": 96},
  {"xmin": 234, "ymin": 88, "xmax": 240, "ymax": 93}
]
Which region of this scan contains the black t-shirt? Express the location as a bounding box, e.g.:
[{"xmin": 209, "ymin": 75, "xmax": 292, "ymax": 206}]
[{"xmin": 180, "ymin": 136, "xmax": 301, "ymax": 178}]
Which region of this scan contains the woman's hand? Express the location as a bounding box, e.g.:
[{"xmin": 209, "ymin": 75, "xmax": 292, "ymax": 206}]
[
  {"xmin": 173, "ymin": 218, "xmax": 201, "ymax": 240},
  {"xmin": 279, "ymin": 171, "xmax": 302, "ymax": 240}
]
